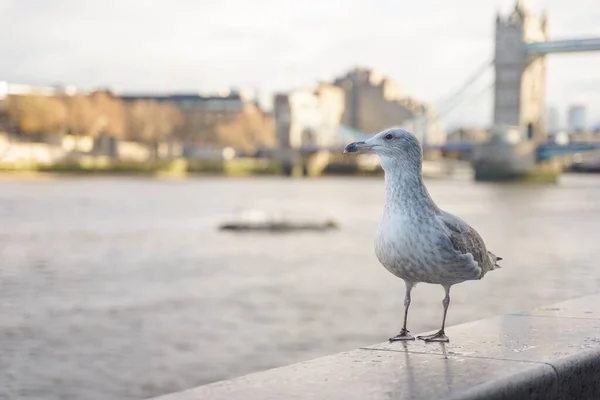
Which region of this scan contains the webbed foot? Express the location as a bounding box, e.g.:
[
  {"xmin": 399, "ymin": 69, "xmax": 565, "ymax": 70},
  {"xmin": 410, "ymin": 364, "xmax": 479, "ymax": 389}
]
[
  {"xmin": 389, "ymin": 328, "xmax": 415, "ymax": 342},
  {"xmin": 417, "ymin": 330, "xmax": 449, "ymax": 343}
]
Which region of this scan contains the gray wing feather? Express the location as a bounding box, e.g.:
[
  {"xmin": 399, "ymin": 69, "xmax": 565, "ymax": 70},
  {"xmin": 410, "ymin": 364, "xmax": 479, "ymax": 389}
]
[{"xmin": 437, "ymin": 210, "xmax": 500, "ymax": 278}]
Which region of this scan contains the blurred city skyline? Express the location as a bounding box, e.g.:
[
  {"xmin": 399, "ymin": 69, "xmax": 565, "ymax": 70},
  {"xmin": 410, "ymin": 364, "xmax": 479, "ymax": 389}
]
[{"xmin": 1, "ymin": 0, "xmax": 600, "ymax": 128}]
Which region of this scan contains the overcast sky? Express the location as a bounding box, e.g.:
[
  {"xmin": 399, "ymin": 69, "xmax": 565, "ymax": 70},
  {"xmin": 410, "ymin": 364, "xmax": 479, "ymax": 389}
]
[{"xmin": 1, "ymin": 0, "xmax": 599, "ymax": 129}]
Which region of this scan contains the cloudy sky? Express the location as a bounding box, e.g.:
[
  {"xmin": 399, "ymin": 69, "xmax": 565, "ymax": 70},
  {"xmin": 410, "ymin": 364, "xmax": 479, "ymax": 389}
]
[{"xmin": 1, "ymin": 0, "xmax": 599, "ymax": 129}]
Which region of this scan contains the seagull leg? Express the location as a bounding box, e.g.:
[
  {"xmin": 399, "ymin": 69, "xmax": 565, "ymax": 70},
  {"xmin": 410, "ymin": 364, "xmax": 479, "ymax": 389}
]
[
  {"xmin": 389, "ymin": 281, "xmax": 415, "ymax": 341},
  {"xmin": 417, "ymin": 285, "xmax": 451, "ymax": 343}
]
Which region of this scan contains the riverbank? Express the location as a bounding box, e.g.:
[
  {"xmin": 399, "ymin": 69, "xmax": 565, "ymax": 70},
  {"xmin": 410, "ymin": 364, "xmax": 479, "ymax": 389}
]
[
  {"xmin": 0, "ymin": 158, "xmax": 283, "ymax": 176},
  {"xmin": 0, "ymin": 158, "xmax": 478, "ymax": 179}
]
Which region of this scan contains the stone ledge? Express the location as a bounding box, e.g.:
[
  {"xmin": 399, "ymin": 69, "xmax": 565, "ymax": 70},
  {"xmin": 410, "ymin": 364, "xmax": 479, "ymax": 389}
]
[{"xmin": 148, "ymin": 294, "xmax": 600, "ymax": 400}]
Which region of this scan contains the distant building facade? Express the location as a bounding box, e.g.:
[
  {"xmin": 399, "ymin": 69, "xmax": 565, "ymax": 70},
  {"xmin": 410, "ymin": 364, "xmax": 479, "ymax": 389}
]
[
  {"xmin": 118, "ymin": 91, "xmax": 247, "ymax": 145},
  {"xmin": 119, "ymin": 90, "xmax": 275, "ymax": 152},
  {"xmin": 332, "ymin": 67, "xmax": 442, "ymax": 145},
  {"xmin": 333, "ymin": 68, "xmax": 414, "ymax": 133},
  {"xmin": 1, "ymin": 82, "xmax": 274, "ymax": 154},
  {"xmin": 567, "ymin": 105, "xmax": 586, "ymax": 133},
  {"xmin": 274, "ymin": 83, "xmax": 345, "ymax": 150},
  {"xmin": 0, "ymin": 81, "xmax": 77, "ymax": 100},
  {"xmin": 545, "ymin": 106, "xmax": 560, "ymax": 133}
]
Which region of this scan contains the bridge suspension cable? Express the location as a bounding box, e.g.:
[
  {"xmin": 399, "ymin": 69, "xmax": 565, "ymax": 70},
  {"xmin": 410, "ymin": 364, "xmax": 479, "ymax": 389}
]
[
  {"xmin": 437, "ymin": 80, "xmax": 495, "ymax": 119},
  {"xmin": 435, "ymin": 58, "xmax": 493, "ymax": 116},
  {"xmin": 333, "ymin": 57, "xmax": 494, "ymax": 144}
]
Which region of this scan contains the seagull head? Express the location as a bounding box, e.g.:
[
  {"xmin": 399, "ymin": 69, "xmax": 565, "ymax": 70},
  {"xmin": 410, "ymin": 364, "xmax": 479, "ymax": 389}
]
[{"xmin": 344, "ymin": 128, "xmax": 423, "ymax": 171}]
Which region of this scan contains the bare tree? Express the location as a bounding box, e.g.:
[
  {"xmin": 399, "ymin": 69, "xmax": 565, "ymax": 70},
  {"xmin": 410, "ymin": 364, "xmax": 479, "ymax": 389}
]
[
  {"xmin": 7, "ymin": 95, "xmax": 67, "ymax": 135},
  {"xmin": 173, "ymin": 109, "xmax": 221, "ymax": 145},
  {"xmin": 89, "ymin": 91, "xmax": 126, "ymax": 138},
  {"xmin": 125, "ymin": 100, "xmax": 183, "ymax": 159},
  {"xmin": 62, "ymin": 91, "xmax": 127, "ymax": 138},
  {"xmin": 216, "ymin": 104, "xmax": 275, "ymax": 153},
  {"xmin": 62, "ymin": 95, "xmax": 95, "ymax": 136}
]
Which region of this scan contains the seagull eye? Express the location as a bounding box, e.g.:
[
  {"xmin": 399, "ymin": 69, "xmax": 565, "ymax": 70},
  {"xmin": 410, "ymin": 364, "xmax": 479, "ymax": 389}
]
[{"xmin": 384, "ymin": 133, "xmax": 394, "ymax": 140}]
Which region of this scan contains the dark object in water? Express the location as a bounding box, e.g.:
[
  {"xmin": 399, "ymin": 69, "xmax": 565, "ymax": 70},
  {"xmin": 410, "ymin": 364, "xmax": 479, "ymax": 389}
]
[{"xmin": 219, "ymin": 219, "xmax": 338, "ymax": 232}]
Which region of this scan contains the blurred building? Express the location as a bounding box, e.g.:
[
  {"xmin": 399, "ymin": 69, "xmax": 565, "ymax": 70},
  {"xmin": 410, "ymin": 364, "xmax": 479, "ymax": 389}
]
[
  {"xmin": 0, "ymin": 81, "xmax": 77, "ymax": 99},
  {"xmin": 119, "ymin": 90, "xmax": 275, "ymax": 153},
  {"xmin": 119, "ymin": 91, "xmax": 246, "ymax": 144},
  {"xmin": 399, "ymin": 106, "xmax": 444, "ymax": 145},
  {"xmin": 545, "ymin": 106, "xmax": 560, "ymax": 134},
  {"xmin": 446, "ymin": 127, "xmax": 489, "ymax": 143},
  {"xmin": 332, "ymin": 67, "xmax": 443, "ymax": 144},
  {"xmin": 274, "ymin": 83, "xmax": 345, "ymax": 150},
  {"xmin": 567, "ymin": 104, "xmax": 586, "ymax": 133}
]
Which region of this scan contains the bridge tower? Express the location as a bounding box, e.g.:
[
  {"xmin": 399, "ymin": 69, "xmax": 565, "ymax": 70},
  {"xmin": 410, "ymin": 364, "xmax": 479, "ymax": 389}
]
[{"xmin": 494, "ymin": 0, "xmax": 548, "ymax": 142}]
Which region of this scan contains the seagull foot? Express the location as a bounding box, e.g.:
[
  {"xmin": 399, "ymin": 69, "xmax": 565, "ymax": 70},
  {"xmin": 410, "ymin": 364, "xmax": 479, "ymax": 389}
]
[
  {"xmin": 417, "ymin": 330, "xmax": 449, "ymax": 343},
  {"xmin": 389, "ymin": 329, "xmax": 415, "ymax": 342}
]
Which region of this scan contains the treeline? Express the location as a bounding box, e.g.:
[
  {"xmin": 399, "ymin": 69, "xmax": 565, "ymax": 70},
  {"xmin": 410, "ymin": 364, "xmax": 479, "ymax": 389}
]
[
  {"xmin": 5, "ymin": 91, "xmax": 275, "ymax": 152},
  {"xmin": 6, "ymin": 91, "xmax": 181, "ymax": 144}
]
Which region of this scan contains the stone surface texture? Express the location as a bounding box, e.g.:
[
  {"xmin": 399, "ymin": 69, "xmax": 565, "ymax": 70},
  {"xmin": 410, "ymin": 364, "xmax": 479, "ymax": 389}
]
[{"xmin": 149, "ymin": 294, "xmax": 600, "ymax": 400}]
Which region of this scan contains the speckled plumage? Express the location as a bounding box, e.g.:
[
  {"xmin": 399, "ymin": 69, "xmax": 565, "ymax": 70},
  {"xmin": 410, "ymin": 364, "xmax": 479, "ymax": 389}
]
[{"xmin": 345, "ymin": 128, "xmax": 501, "ymax": 342}]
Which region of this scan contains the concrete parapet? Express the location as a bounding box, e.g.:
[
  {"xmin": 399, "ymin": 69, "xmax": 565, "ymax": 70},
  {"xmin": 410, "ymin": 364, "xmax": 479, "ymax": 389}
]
[{"xmin": 149, "ymin": 294, "xmax": 600, "ymax": 400}]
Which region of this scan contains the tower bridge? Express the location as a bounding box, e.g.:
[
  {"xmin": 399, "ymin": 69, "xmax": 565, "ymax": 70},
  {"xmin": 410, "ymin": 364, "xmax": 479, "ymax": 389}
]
[
  {"xmin": 289, "ymin": 0, "xmax": 600, "ymax": 180},
  {"xmin": 493, "ymin": 0, "xmax": 599, "ymax": 142},
  {"xmin": 524, "ymin": 38, "xmax": 600, "ymax": 55},
  {"xmin": 473, "ymin": 0, "xmax": 599, "ymax": 180}
]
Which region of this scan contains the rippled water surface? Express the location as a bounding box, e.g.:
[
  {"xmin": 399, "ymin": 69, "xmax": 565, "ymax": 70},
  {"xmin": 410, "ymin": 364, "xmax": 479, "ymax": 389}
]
[{"xmin": 1, "ymin": 174, "xmax": 600, "ymax": 400}]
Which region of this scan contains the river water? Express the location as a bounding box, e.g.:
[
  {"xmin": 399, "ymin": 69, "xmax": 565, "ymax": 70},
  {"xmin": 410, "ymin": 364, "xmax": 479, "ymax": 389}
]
[{"xmin": 1, "ymin": 174, "xmax": 599, "ymax": 400}]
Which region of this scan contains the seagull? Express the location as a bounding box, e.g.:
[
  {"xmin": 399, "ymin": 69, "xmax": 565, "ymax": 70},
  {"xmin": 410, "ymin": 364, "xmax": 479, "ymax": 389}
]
[{"xmin": 344, "ymin": 128, "xmax": 501, "ymax": 342}]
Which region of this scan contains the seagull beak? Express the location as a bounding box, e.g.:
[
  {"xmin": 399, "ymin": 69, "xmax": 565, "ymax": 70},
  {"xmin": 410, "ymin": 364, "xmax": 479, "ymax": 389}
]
[{"xmin": 344, "ymin": 141, "xmax": 373, "ymax": 153}]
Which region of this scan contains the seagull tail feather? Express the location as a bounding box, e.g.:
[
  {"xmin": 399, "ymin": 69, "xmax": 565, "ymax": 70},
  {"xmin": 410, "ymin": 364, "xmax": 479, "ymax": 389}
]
[{"xmin": 487, "ymin": 251, "xmax": 502, "ymax": 270}]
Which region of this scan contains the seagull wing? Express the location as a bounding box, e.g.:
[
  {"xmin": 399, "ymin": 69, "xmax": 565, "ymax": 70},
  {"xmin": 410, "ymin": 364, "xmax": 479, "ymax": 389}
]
[{"xmin": 437, "ymin": 210, "xmax": 500, "ymax": 278}]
